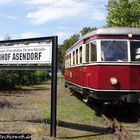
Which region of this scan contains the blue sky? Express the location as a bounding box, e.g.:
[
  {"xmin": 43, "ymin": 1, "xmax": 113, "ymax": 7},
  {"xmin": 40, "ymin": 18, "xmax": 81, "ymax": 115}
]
[{"xmin": 0, "ymin": 0, "xmax": 108, "ymax": 44}]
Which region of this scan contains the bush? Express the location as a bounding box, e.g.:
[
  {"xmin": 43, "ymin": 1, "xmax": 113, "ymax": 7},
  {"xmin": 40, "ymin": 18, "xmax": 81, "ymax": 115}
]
[{"xmin": 0, "ymin": 70, "xmax": 50, "ymax": 89}]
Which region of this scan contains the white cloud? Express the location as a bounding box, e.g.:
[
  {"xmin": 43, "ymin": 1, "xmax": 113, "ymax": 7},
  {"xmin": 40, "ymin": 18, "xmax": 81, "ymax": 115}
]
[
  {"xmin": 91, "ymin": 11, "xmax": 106, "ymax": 21},
  {"xmin": 0, "ymin": 0, "xmax": 12, "ymax": 4},
  {"xmin": 0, "ymin": 13, "xmax": 18, "ymax": 20},
  {"xmin": 26, "ymin": 0, "xmax": 88, "ymax": 25},
  {"xmin": 21, "ymin": 31, "xmax": 73, "ymax": 43},
  {"xmin": 25, "ymin": 0, "xmax": 107, "ymax": 25},
  {"xmin": 21, "ymin": 32, "xmax": 40, "ymax": 38},
  {"xmin": 55, "ymin": 31, "xmax": 74, "ymax": 43},
  {"xmin": 56, "ymin": 31, "xmax": 73, "ymax": 38},
  {"xmin": 0, "ymin": 36, "xmax": 3, "ymax": 41},
  {"xmin": 24, "ymin": 0, "xmax": 55, "ymax": 5}
]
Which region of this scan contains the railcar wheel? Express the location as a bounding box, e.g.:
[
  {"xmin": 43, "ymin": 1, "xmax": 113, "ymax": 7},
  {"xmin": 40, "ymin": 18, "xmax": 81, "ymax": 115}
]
[
  {"xmin": 68, "ymin": 88, "xmax": 74, "ymax": 96},
  {"xmin": 127, "ymin": 103, "xmax": 139, "ymax": 111},
  {"xmin": 82, "ymin": 96, "xmax": 88, "ymax": 103},
  {"xmin": 95, "ymin": 100, "xmax": 104, "ymax": 116}
]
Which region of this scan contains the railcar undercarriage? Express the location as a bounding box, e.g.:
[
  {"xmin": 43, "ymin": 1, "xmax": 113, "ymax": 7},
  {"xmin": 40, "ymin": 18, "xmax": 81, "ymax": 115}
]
[{"xmin": 65, "ymin": 81, "xmax": 140, "ymax": 105}]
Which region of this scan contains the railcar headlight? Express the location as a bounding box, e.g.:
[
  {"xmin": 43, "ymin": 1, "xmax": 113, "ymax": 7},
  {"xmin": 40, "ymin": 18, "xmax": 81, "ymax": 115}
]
[
  {"xmin": 110, "ymin": 77, "xmax": 118, "ymax": 85},
  {"xmin": 128, "ymin": 33, "xmax": 133, "ymax": 38}
]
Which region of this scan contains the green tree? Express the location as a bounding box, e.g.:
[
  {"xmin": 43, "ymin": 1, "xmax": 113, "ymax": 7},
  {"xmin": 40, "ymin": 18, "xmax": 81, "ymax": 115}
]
[
  {"xmin": 80, "ymin": 27, "xmax": 97, "ymax": 36},
  {"xmin": 58, "ymin": 34, "xmax": 80, "ymax": 63},
  {"xmin": 106, "ymin": 0, "xmax": 140, "ymax": 27},
  {"xmin": 58, "ymin": 27, "xmax": 98, "ymax": 73},
  {"xmin": 58, "ymin": 27, "xmax": 97, "ymax": 63},
  {"xmin": 58, "ymin": 34, "xmax": 79, "ymax": 73}
]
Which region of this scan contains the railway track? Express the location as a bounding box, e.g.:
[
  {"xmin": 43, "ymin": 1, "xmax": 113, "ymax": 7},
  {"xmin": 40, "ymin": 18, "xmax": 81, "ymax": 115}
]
[
  {"xmin": 72, "ymin": 92, "xmax": 140, "ymax": 139},
  {"xmin": 102, "ymin": 114, "xmax": 133, "ymax": 140}
]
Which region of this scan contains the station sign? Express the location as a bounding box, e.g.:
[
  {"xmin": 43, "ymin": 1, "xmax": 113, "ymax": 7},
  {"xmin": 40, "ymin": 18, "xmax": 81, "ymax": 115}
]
[
  {"xmin": 0, "ymin": 36, "xmax": 58, "ymax": 138},
  {"xmin": 0, "ymin": 42, "xmax": 52, "ymax": 64}
]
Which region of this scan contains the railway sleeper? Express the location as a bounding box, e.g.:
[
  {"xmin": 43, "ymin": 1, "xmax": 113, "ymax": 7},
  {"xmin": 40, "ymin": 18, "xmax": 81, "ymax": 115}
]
[
  {"xmin": 114, "ymin": 118, "xmax": 132, "ymax": 140},
  {"xmin": 102, "ymin": 114, "xmax": 133, "ymax": 140}
]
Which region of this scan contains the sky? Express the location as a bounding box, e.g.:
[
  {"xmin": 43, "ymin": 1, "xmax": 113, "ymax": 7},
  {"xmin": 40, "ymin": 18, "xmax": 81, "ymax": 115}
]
[{"xmin": 0, "ymin": 0, "xmax": 108, "ymax": 44}]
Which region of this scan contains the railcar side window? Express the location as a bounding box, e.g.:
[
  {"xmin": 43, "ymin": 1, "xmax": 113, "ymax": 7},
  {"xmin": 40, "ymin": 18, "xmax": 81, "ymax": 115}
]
[
  {"xmin": 101, "ymin": 41, "xmax": 128, "ymax": 62},
  {"xmin": 65, "ymin": 55, "xmax": 68, "ymax": 68},
  {"xmin": 86, "ymin": 44, "xmax": 89, "ymax": 62},
  {"xmin": 130, "ymin": 41, "xmax": 140, "ymax": 61},
  {"xmin": 79, "ymin": 46, "xmax": 82, "ymax": 63},
  {"xmin": 69, "ymin": 54, "xmax": 71, "ymax": 66},
  {"xmin": 76, "ymin": 49, "xmax": 78, "ymax": 64},
  {"xmin": 90, "ymin": 41, "xmax": 97, "ymax": 61},
  {"xmin": 73, "ymin": 51, "xmax": 75, "ymax": 65}
]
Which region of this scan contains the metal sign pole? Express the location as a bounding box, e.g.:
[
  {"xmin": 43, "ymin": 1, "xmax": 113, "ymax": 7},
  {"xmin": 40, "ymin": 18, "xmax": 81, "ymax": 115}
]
[{"xmin": 50, "ymin": 36, "xmax": 58, "ymax": 137}]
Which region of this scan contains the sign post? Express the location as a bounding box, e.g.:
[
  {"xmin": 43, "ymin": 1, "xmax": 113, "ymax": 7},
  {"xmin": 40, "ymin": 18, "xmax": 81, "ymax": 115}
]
[
  {"xmin": 51, "ymin": 36, "xmax": 58, "ymax": 137},
  {"xmin": 0, "ymin": 36, "xmax": 58, "ymax": 138}
]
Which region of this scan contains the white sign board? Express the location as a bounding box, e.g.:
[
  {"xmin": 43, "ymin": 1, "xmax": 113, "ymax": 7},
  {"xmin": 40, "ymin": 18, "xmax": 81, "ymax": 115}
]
[{"xmin": 0, "ymin": 42, "xmax": 52, "ymax": 64}]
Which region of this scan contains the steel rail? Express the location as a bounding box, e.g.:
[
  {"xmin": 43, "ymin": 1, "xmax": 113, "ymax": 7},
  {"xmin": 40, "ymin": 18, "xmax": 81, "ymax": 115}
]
[{"xmin": 102, "ymin": 114, "xmax": 133, "ymax": 140}]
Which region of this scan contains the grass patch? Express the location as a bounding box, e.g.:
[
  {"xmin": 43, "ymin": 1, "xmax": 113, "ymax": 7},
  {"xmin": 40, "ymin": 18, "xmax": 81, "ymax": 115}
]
[
  {"xmin": 43, "ymin": 103, "xmax": 97, "ymax": 124},
  {"xmin": 43, "ymin": 78, "xmax": 98, "ymax": 124},
  {"xmin": 57, "ymin": 98, "xmax": 97, "ymax": 123},
  {"xmin": 43, "ymin": 106, "xmax": 50, "ymax": 121}
]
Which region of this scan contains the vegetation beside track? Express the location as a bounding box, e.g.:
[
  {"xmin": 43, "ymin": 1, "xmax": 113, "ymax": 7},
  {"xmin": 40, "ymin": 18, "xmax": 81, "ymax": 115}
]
[
  {"xmin": 0, "ymin": 77, "xmax": 114, "ymax": 140},
  {"xmin": 43, "ymin": 77, "xmax": 114, "ymax": 140}
]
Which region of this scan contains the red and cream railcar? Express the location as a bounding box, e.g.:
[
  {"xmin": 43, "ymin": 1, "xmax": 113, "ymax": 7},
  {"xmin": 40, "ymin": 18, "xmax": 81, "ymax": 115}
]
[{"xmin": 65, "ymin": 27, "xmax": 140, "ymax": 104}]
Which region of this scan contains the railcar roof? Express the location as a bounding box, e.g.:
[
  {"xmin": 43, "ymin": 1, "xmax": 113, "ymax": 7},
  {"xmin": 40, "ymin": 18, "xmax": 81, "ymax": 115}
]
[
  {"xmin": 83, "ymin": 27, "xmax": 140, "ymax": 39},
  {"xmin": 66, "ymin": 27, "xmax": 140, "ymax": 53}
]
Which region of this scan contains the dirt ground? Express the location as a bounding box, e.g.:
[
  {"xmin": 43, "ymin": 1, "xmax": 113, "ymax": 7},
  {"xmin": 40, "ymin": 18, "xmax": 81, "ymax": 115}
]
[
  {"xmin": 0, "ymin": 77, "xmax": 114, "ymax": 140},
  {"xmin": 0, "ymin": 80, "xmax": 51, "ymax": 140}
]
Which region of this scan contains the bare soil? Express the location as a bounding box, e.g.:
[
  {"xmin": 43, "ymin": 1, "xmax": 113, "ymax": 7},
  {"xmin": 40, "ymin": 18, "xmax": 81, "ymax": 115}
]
[{"xmin": 0, "ymin": 82, "xmax": 51, "ymax": 140}]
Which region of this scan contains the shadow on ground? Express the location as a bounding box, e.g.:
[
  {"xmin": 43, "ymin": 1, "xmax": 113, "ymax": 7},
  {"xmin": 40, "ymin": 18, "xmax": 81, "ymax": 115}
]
[
  {"xmin": 29, "ymin": 119, "xmax": 111, "ymax": 139},
  {"xmin": 0, "ymin": 118, "xmax": 111, "ymax": 139},
  {"xmin": 0, "ymin": 88, "xmax": 50, "ymax": 95},
  {"xmin": 0, "ymin": 101, "xmax": 13, "ymax": 108}
]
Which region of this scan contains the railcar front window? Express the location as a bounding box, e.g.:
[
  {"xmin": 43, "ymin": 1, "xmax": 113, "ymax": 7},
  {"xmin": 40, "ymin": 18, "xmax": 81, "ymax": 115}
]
[
  {"xmin": 130, "ymin": 41, "xmax": 140, "ymax": 61},
  {"xmin": 101, "ymin": 41, "xmax": 128, "ymax": 62}
]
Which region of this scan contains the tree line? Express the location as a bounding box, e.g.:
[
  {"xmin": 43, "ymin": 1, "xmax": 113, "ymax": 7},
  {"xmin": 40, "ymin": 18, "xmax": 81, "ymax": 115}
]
[{"xmin": 0, "ymin": 70, "xmax": 50, "ymax": 89}]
